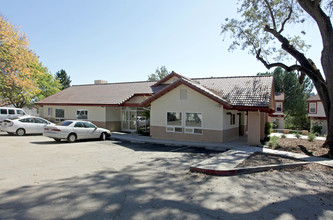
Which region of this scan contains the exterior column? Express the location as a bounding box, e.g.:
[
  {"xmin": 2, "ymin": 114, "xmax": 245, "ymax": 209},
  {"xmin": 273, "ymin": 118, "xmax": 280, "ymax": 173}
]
[
  {"xmin": 248, "ymin": 111, "xmax": 261, "ymax": 145},
  {"xmin": 260, "ymin": 112, "xmax": 267, "ymax": 141}
]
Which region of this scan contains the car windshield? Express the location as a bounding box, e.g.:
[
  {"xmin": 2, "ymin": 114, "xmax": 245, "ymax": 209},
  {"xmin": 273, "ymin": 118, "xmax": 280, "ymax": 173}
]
[{"xmin": 60, "ymin": 121, "xmax": 73, "ymax": 126}]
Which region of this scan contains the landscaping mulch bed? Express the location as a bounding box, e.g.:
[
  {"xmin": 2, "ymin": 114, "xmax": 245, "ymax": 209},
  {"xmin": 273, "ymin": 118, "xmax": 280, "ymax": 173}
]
[
  {"xmin": 236, "ymin": 152, "xmax": 333, "ymax": 173},
  {"xmin": 272, "ymin": 138, "xmax": 329, "ymax": 157}
]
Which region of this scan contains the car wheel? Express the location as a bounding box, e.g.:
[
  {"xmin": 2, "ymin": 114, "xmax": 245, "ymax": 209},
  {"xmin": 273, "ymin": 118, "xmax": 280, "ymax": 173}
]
[
  {"xmin": 100, "ymin": 132, "xmax": 107, "ymax": 141},
  {"xmin": 54, "ymin": 138, "xmax": 61, "ymax": 142},
  {"xmin": 67, "ymin": 133, "xmax": 77, "ymax": 143},
  {"xmin": 16, "ymin": 128, "xmax": 26, "ymax": 136}
]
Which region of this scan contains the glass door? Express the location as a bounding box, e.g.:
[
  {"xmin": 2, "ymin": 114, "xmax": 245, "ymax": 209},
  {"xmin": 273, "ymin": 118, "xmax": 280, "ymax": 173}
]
[{"xmin": 121, "ymin": 108, "xmax": 137, "ymax": 132}]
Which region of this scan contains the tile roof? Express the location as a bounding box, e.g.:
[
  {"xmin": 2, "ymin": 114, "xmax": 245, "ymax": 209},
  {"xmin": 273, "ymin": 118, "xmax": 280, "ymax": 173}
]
[
  {"xmin": 37, "ymin": 73, "xmax": 274, "ymax": 110},
  {"xmin": 193, "ymin": 76, "xmax": 273, "ymax": 107}
]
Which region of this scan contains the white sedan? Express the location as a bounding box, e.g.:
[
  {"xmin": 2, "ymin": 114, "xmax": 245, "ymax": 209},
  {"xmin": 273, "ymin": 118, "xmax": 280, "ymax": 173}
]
[
  {"xmin": 43, "ymin": 120, "xmax": 111, "ymax": 143},
  {"xmin": 1, "ymin": 116, "xmax": 54, "ymax": 136}
]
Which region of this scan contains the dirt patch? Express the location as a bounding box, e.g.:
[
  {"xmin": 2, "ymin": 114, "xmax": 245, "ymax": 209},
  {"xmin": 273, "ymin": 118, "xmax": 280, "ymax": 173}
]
[
  {"xmin": 236, "ymin": 152, "xmax": 333, "ymax": 173},
  {"xmin": 267, "ymin": 138, "xmax": 329, "ymax": 157}
]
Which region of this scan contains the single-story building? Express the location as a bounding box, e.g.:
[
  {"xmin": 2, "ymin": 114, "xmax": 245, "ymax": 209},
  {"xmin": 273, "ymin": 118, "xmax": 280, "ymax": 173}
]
[{"xmin": 37, "ymin": 72, "xmax": 275, "ymax": 145}]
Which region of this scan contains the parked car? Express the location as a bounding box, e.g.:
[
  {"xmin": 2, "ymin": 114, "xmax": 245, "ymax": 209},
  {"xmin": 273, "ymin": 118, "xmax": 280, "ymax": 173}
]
[
  {"xmin": 43, "ymin": 120, "xmax": 111, "ymax": 143},
  {"xmin": 0, "ymin": 107, "xmax": 28, "ymax": 122},
  {"xmin": 1, "ymin": 116, "xmax": 54, "ymax": 136}
]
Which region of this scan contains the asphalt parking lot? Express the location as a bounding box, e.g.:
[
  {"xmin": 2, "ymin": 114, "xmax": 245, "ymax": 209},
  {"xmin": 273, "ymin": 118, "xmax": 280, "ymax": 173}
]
[{"xmin": 0, "ymin": 132, "xmax": 332, "ymax": 219}]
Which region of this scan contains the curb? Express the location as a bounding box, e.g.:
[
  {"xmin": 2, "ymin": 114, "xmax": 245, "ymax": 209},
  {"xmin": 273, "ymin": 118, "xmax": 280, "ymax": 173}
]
[{"xmin": 190, "ymin": 161, "xmax": 310, "ymax": 176}]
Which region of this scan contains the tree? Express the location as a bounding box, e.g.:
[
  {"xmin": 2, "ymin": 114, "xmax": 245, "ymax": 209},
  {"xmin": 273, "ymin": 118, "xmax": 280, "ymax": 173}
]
[
  {"xmin": 148, "ymin": 66, "xmax": 169, "ymax": 81},
  {"xmin": 0, "ymin": 16, "xmax": 40, "ymax": 108},
  {"xmin": 221, "ymin": 0, "xmax": 333, "ymax": 156},
  {"xmin": 258, "ymin": 67, "xmax": 313, "ymax": 129},
  {"xmin": 32, "ymin": 62, "xmax": 62, "ymax": 104},
  {"xmin": 55, "ymin": 69, "xmax": 71, "ymax": 90}
]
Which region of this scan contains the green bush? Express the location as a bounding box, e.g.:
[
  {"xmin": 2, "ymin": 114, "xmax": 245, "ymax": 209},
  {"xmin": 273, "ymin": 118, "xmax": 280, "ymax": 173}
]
[
  {"xmin": 312, "ymin": 125, "xmax": 322, "ymax": 135},
  {"xmin": 281, "ymin": 134, "xmax": 286, "ymax": 138},
  {"xmin": 265, "ymin": 122, "xmax": 272, "ymax": 136},
  {"xmin": 267, "ymin": 136, "xmax": 280, "ymax": 149},
  {"xmin": 308, "ymin": 133, "xmax": 315, "ymax": 142},
  {"xmin": 295, "ymin": 133, "xmax": 301, "ymax": 139}
]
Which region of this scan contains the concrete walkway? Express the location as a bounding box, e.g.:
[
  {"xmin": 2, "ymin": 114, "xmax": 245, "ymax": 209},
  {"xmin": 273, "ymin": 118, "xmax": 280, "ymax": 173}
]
[{"xmin": 111, "ymin": 132, "xmax": 333, "ymax": 176}]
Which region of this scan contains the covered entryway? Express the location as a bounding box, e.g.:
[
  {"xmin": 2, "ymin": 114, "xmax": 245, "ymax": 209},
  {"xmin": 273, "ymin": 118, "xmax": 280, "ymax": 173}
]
[{"xmin": 121, "ymin": 107, "xmax": 150, "ymax": 132}]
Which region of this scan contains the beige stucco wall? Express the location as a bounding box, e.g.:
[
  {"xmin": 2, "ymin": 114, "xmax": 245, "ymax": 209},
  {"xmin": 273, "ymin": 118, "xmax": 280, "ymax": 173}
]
[
  {"xmin": 149, "ymin": 84, "xmax": 243, "ymax": 143},
  {"xmin": 308, "ymin": 101, "xmax": 326, "ymax": 118},
  {"xmin": 248, "ymin": 111, "xmax": 261, "ymax": 145},
  {"xmin": 150, "ymin": 84, "xmax": 224, "ymax": 130}
]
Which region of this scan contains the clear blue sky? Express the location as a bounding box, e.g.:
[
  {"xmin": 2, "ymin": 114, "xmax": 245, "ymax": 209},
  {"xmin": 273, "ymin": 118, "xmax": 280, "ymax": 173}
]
[{"xmin": 0, "ymin": 0, "xmax": 324, "ymax": 85}]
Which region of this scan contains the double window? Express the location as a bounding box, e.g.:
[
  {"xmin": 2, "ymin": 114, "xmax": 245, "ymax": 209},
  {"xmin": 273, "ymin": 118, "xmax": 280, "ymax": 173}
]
[{"xmin": 166, "ymin": 112, "xmax": 202, "ymax": 134}]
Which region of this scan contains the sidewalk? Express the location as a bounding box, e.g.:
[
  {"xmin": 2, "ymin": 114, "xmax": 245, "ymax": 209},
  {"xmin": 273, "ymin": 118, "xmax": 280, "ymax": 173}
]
[{"xmin": 111, "ymin": 132, "xmax": 333, "ymax": 176}]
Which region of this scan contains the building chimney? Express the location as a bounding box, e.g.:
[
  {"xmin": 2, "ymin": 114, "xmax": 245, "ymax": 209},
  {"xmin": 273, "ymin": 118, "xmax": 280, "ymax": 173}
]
[{"xmin": 94, "ymin": 80, "xmax": 108, "ymax": 84}]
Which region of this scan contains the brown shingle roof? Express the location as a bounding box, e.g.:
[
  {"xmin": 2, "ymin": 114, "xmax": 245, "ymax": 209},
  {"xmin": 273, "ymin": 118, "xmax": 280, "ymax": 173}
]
[
  {"xmin": 307, "ymin": 94, "xmax": 321, "ymax": 101},
  {"xmin": 37, "ymin": 81, "xmax": 159, "ymax": 106}
]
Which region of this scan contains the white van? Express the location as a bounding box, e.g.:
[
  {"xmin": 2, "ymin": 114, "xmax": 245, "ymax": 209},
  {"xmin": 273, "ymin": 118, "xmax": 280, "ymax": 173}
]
[{"xmin": 0, "ymin": 107, "xmax": 28, "ymax": 122}]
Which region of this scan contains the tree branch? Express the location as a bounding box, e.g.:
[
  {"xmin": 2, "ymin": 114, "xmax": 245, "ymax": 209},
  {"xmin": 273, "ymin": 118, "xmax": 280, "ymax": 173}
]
[
  {"xmin": 264, "ymin": 0, "xmax": 277, "ymax": 30},
  {"xmin": 279, "ymin": 5, "xmax": 293, "ymax": 33}
]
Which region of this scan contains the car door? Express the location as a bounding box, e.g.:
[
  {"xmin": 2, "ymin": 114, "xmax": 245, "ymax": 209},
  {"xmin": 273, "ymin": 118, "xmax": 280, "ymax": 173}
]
[
  {"xmin": 19, "ymin": 118, "xmax": 38, "ymax": 134},
  {"xmin": 83, "ymin": 122, "xmax": 100, "ymax": 139},
  {"xmin": 73, "ymin": 122, "xmax": 88, "ymax": 139},
  {"xmin": 33, "ymin": 118, "xmax": 49, "ymax": 134}
]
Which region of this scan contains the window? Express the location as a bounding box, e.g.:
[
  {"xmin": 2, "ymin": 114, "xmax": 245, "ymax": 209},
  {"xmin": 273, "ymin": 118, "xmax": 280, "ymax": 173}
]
[
  {"xmin": 77, "ymin": 110, "xmax": 88, "ymax": 119},
  {"xmin": 47, "ymin": 108, "xmax": 52, "ymax": 116},
  {"xmin": 74, "ymin": 122, "xmax": 85, "ymax": 127},
  {"xmin": 16, "ymin": 109, "xmax": 25, "ymax": 115},
  {"xmin": 230, "ymin": 114, "xmax": 235, "ymax": 125},
  {"xmin": 34, "ymin": 118, "xmax": 48, "ymax": 124},
  {"xmin": 55, "ymin": 109, "xmax": 65, "ymax": 122},
  {"xmin": 166, "ymin": 112, "xmax": 182, "ymax": 132},
  {"xmin": 276, "ymin": 102, "xmax": 283, "ymax": 112},
  {"xmin": 84, "ymin": 122, "xmax": 96, "ymax": 128},
  {"xmin": 185, "ymin": 113, "xmax": 202, "ymax": 134},
  {"xmin": 8, "ymin": 109, "xmax": 15, "ymax": 115},
  {"xmin": 0, "ymin": 109, "xmax": 7, "ymax": 114},
  {"xmin": 309, "ymin": 103, "xmax": 317, "ymax": 114},
  {"xmin": 19, "ymin": 118, "xmax": 34, "ymax": 123}
]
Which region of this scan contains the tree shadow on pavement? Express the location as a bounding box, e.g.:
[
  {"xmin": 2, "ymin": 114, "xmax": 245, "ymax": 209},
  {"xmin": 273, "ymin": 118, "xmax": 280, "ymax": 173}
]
[{"xmin": 0, "ymin": 155, "xmax": 332, "ymax": 219}]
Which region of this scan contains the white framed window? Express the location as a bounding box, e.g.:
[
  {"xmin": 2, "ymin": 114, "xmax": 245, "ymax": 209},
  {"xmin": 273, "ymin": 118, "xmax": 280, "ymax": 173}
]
[
  {"xmin": 276, "ymin": 102, "xmax": 283, "ymax": 112},
  {"xmin": 166, "ymin": 112, "xmax": 182, "ymax": 133},
  {"xmin": 185, "ymin": 112, "xmax": 202, "ymax": 134},
  {"xmin": 77, "ymin": 109, "xmax": 88, "ymax": 120},
  {"xmin": 55, "ymin": 109, "xmax": 65, "ymax": 122},
  {"xmin": 309, "ymin": 103, "xmax": 317, "ymax": 114}
]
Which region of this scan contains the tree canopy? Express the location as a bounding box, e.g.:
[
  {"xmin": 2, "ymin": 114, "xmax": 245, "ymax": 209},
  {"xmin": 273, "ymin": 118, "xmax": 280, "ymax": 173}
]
[
  {"xmin": 55, "ymin": 69, "xmax": 71, "ymax": 90},
  {"xmin": 148, "ymin": 66, "xmax": 170, "ymax": 82},
  {"xmin": 0, "ymin": 16, "xmax": 61, "ymax": 108},
  {"xmin": 258, "ymin": 67, "xmax": 313, "ymax": 129},
  {"xmin": 221, "ymin": 0, "xmax": 333, "ymax": 156}
]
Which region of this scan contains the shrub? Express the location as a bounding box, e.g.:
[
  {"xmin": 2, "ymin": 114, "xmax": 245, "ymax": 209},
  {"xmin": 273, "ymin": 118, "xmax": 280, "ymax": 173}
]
[
  {"xmin": 265, "ymin": 122, "xmax": 272, "ymax": 136},
  {"xmin": 308, "ymin": 133, "xmax": 315, "ymax": 142},
  {"xmin": 281, "ymin": 134, "xmax": 286, "ymax": 139},
  {"xmin": 267, "ymin": 136, "xmax": 280, "ymax": 149},
  {"xmin": 312, "ymin": 125, "xmax": 322, "ymax": 135},
  {"xmin": 295, "ymin": 133, "xmax": 301, "ymax": 139}
]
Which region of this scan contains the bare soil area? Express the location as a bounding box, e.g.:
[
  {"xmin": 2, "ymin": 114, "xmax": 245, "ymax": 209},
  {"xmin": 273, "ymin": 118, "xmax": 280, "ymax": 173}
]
[
  {"xmin": 272, "ymin": 138, "xmax": 329, "ymax": 157},
  {"xmin": 237, "ymin": 152, "xmax": 333, "ymax": 173}
]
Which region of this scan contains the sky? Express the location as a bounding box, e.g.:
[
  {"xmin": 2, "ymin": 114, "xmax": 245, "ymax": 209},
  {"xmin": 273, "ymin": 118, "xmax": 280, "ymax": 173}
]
[{"xmin": 0, "ymin": 0, "xmax": 324, "ymax": 86}]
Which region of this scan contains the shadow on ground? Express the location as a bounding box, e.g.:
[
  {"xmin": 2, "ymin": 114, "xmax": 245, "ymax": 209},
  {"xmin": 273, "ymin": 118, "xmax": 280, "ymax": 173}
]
[{"xmin": 1, "ymin": 154, "xmax": 332, "ymax": 219}]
